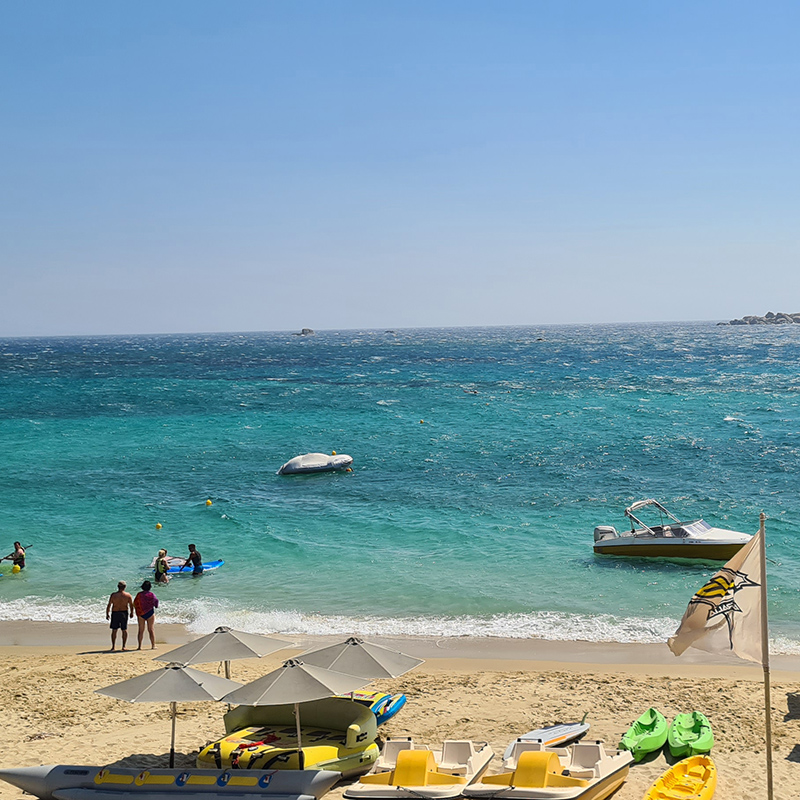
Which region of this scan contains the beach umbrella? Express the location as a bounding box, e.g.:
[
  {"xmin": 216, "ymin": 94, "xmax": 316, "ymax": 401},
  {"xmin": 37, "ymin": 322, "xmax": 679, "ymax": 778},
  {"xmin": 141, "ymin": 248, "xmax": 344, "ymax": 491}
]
[
  {"xmin": 221, "ymin": 658, "xmax": 368, "ymax": 768},
  {"xmin": 154, "ymin": 626, "xmax": 294, "ymax": 679},
  {"xmin": 96, "ymin": 663, "xmax": 242, "ymax": 768},
  {"xmin": 300, "ymin": 636, "xmax": 423, "ymax": 679}
]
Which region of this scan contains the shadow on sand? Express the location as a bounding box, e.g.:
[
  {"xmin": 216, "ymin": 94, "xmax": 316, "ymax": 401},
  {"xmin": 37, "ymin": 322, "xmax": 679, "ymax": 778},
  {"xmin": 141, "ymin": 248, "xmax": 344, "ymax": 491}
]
[
  {"xmin": 785, "ymin": 692, "xmax": 800, "ymax": 722},
  {"xmin": 103, "ymin": 752, "xmax": 199, "ymax": 770}
]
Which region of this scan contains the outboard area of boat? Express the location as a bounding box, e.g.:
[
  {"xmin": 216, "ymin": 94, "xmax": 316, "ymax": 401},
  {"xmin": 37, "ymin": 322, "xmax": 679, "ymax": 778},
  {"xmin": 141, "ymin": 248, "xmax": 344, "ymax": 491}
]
[{"xmin": 593, "ymin": 526, "xmax": 618, "ymax": 543}]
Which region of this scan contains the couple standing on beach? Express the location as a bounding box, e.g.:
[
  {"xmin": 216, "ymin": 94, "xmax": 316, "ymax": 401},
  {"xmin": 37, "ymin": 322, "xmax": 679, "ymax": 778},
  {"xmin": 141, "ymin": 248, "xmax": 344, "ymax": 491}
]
[{"xmin": 105, "ymin": 580, "xmax": 159, "ymax": 651}]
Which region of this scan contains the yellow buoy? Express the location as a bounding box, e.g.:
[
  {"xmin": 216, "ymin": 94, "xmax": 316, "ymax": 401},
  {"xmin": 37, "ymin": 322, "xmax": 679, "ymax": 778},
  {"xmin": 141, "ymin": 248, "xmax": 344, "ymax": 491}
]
[
  {"xmin": 332, "ymin": 450, "xmax": 337, "ymax": 455},
  {"xmin": 346, "ymin": 467, "xmax": 352, "ymax": 472},
  {"xmin": 155, "ymin": 522, "xmax": 162, "ymax": 530},
  {"xmin": 420, "ymin": 420, "xmax": 424, "ymax": 424},
  {"xmin": 206, "ymin": 499, "xmax": 212, "ymax": 506},
  {"xmin": 12, "ymin": 565, "xmax": 21, "ymax": 574}
]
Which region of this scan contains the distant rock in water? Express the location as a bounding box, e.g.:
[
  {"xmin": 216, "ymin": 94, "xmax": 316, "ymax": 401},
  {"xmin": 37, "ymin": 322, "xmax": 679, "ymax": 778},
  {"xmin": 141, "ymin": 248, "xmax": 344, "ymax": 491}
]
[
  {"xmin": 292, "ymin": 328, "xmax": 315, "ymax": 336},
  {"xmin": 719, "ymin": 311, "xmax": 800, "ymax": 326}
]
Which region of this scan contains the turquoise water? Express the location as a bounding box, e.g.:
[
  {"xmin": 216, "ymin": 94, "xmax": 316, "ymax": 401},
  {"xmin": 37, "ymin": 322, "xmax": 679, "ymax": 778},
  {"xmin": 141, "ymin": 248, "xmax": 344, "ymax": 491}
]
[{"xmin": 1, "ymin": 324, "xmax": 799, "ymax": 651}]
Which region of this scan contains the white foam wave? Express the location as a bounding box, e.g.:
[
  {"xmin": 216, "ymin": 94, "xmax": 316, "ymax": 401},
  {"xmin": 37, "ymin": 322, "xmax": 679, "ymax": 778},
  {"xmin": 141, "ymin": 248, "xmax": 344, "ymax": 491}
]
[{"xmin": 3, "ymin": 596, "xmax": 799, "ymax": 655}]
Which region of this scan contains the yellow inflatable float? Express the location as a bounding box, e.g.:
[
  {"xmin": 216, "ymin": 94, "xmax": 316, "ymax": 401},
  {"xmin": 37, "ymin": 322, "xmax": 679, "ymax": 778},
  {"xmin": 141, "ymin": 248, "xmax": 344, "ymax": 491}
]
[{"xmin": 197, "ymin": 698, "xmax": 379, "ymax": 777}]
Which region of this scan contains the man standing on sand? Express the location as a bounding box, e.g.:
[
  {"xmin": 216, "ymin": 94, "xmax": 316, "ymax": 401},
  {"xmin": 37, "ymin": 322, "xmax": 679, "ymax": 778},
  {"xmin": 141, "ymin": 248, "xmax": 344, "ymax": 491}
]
[{"xmin": 105, "ymin": 581, "xmax": 134, "ymax": 652}]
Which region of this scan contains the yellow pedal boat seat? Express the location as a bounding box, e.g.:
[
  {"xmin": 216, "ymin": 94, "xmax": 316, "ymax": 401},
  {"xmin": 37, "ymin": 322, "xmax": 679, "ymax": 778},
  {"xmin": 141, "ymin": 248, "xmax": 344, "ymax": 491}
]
[
  {"xmin": 360, "ymin": 751, "xmax": 468, "ymax": 787},
  {"xmin": 480, "ymin": 751, "xmax": 588, "ymax": 789},
  {"xmin": 644, "ymin": 755, "xmax": 716, "ymax": 800}
]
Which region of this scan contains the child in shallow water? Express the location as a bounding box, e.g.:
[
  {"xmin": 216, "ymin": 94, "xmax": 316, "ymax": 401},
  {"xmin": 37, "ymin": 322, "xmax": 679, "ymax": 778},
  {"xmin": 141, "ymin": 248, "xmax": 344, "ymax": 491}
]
[{"xmin": 133, "ymin": 580, "xmax": 159, "ymax": 650}]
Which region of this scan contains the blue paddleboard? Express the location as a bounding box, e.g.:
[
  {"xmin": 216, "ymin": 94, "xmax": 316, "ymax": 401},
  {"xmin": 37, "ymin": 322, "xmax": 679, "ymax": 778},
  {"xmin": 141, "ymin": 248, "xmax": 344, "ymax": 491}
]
[{"xmin": 166, "ymin": 559, "xmax": 224, "ymax": 575}]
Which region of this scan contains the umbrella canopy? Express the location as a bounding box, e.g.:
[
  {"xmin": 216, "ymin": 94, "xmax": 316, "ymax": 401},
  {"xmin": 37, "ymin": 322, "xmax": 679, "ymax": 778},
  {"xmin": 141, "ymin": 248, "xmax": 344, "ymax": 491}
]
[
  {"xmin": 97, "ymin": 662, "xmax": 242, "ymax": 703},
  {"xmin": 221, "ymin": 658, "xmax": 369, "ymax": 768},
  {"xmin": 300, "ymin": 636, "xmax": 423, "ymax": 679},
  {"xmin": 96, "ymin": 663, "xmax": 242, "ymax": 767},
  {"xmin": 154, "ymin": 627, "xmax": 293, "ymax": 671},
  {"xmin": 221, "ymin": 658, "xmax": 367, "ymax": 706}
]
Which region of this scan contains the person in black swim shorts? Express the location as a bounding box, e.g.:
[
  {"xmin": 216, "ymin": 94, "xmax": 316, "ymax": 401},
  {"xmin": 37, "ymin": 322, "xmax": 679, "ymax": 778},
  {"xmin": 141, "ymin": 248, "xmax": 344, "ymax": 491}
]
[
  {"xmin": 105, "ymin": 580, "xmax": 134, "ymax": 652},
  {"xmin": 183, "ymin": 543, "xmax": 203, "ymax": 576}
]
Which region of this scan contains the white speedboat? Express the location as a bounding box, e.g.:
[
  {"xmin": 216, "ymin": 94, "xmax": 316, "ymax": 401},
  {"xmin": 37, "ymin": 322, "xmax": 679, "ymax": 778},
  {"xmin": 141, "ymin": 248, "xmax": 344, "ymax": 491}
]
[
  {"xmin": 277, "ymin": 453, "xmax": 353, "ymax": 475},
  {"xmin": 593, "ymin": 499, "xmax": 752, "ymax": 560}
]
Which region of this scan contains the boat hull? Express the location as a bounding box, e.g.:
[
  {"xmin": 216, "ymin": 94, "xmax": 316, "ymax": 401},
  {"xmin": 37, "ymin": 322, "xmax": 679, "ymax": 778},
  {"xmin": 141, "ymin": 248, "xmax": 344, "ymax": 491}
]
[
  {"xmin": 0, "ymin": 766, "xmax": 340, "ymax": 800},
  {"xmin": 464, "ymin": 762, "xmax": 629, "ymax": 800},
  {"xmin": 593, "ymin": 540, "xmax": 746, "ymax": 560}
]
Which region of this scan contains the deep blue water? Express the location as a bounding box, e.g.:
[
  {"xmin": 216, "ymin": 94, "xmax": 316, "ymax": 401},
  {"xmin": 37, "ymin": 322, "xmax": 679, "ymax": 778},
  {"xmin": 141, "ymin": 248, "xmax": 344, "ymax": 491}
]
[{"xmin": 1, "ymin": 323, "xmax": 798, "ymax": 651}]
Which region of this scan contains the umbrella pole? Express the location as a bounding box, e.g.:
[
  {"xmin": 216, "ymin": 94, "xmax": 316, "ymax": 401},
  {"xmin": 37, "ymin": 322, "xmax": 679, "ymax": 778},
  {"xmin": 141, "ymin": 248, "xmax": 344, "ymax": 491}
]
[
  {"xmin": 224, "ymin": 661, "xmax": 232, "ymax": 712},
  {"xmin": 294, "ymin": 702, "xmax": 305, "ymax": 770},
  {"xmin": 170, "ymin": 702, "xmax": 177, "ymax": 768}
]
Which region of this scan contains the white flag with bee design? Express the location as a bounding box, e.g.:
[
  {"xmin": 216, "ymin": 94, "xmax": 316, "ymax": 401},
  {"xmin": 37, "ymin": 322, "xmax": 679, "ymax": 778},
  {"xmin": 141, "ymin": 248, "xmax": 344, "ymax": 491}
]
[{"xmin": 668, "ymin": 529, "xmax": 764, "ymax": 664}]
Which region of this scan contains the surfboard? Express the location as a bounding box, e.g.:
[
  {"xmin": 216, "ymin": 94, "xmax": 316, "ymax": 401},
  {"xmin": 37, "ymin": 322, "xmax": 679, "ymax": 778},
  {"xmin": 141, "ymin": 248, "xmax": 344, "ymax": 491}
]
[
  {"xmin": 502, "ymin": 722, "xmax": 590, "ymax": 760},
  {"xmin": 166, "ymin": 560, "xmax": 224, "ymax": 575}
]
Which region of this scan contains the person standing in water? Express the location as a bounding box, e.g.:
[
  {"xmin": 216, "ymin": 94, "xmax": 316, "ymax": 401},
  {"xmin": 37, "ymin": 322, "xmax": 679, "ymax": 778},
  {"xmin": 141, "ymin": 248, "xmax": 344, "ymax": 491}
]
[
  {"xmin": 2, "ymin": 542, "xmax": 25, "ymax": 569},
  {"xmin": 154, "ymin": 549, "xmax": 170, "ymax": 583},
  {"xmin": 183, "ymin": 543, "xmax": 203, "ymax": 576},
  {"xmin": 133, "ymin": 580, "xmax": 159, "ymax": 650},
  {"xmin": 105, "ymin": 581, "xmax": 134, "ymax": 652}
]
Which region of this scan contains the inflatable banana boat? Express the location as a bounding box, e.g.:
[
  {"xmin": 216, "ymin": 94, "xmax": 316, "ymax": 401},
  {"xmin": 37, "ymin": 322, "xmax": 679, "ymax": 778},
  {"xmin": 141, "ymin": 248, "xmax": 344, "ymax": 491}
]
[
  {"xmin": 0, "ymin": 765, "xmax": 339, "ymax": 800},
  {"xmin": 198, "ymin": 698, "xmax": 379, "ymax": 778},
  {"xmin": 336, "ymin": 691, "xmax": 407, "ymax": 726}
]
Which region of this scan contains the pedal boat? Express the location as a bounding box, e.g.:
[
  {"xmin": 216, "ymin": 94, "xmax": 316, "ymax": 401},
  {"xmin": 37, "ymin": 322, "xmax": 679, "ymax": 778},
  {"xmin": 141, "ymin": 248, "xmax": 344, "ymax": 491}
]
[
  {"xmin": 593, "ymin": 499, "xmax": 752, "ymax": 560},
  {"xmin": 463, "ymin": 740, "xmax": 632, "ymax": 800},
  {"xmin": 344, "ymin": 739, "xmax": 493, "ymax": 800},
  {"xmin": 0, "ymin": 765, "xmax": 340, "ymax": 800},
  {"xmin": 335, "ymin": 691, "xmax": 407, "ymax": 726},
  {"xmin": 643, "ymin": 755, "xmax": 716, "ymax": 800},
  {"xmin": 197, "ymin": 698, "xmax": 378, "ymax": 778}
]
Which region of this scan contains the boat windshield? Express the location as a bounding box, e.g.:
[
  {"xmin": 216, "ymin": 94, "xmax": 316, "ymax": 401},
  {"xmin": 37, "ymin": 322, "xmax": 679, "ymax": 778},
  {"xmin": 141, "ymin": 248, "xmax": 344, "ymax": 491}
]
[{"xmin": 680, "ymin": 520, "xmax": 712, "ymax": 536}]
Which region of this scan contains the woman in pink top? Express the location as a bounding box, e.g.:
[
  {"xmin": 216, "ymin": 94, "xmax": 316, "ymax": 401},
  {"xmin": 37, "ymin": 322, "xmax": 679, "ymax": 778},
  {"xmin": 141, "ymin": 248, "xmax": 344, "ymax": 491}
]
[{"xmin": 133, "ymin": 580, "xmax": 159, "ymax": 650}]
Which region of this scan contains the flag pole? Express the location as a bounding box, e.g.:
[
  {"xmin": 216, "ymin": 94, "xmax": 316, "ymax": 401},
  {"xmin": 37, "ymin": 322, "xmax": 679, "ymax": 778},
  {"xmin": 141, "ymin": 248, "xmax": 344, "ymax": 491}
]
[{"xmin": 758, "ymin": 512, "xmax": 774, "ymax": 800}]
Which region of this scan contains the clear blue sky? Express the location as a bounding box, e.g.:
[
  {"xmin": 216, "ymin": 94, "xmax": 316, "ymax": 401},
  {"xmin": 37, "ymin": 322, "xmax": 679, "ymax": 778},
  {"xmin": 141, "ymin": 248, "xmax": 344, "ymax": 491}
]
[{"xmin": 2, "ymin": 1, "xmax": 798, "ymax": 336}]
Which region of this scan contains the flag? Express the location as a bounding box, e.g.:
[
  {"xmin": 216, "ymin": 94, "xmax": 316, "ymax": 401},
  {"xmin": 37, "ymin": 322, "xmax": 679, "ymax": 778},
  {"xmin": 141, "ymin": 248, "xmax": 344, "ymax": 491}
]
[{"xmin": 668, "ymin": 529, "xmax": 764, "ymax": 664}]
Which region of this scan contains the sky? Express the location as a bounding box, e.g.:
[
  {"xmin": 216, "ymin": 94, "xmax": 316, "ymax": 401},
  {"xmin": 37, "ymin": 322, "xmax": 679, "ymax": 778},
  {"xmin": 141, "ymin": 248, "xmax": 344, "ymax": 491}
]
[{"xmin": 1, "ymin": 1, "xmax": 799, "ymax": 336}]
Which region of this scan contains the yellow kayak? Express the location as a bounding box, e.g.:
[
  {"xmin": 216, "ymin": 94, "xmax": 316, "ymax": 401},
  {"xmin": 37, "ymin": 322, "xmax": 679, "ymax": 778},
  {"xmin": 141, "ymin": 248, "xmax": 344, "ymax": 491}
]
[{"xmin": 643, "ymin": 755, "xmax": 716, "ymax": 799}]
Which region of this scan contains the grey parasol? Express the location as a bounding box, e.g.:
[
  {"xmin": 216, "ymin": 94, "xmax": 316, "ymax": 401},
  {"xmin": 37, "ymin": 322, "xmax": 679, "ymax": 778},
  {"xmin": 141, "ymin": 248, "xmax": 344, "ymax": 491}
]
[
  {"xmin": 299, "ymin": 636, "xmax": 423, "ymax": 679},
  {"xmin": 154, "ymin": 626, "xmax": 294, "ymax": 679},
  {"xmin": 220, "ymin": 658, "xmax": 368, "ymax": 768},
  {"xmin": 96, "ymin": 663, "xmax": 242, "ymax": 767}
]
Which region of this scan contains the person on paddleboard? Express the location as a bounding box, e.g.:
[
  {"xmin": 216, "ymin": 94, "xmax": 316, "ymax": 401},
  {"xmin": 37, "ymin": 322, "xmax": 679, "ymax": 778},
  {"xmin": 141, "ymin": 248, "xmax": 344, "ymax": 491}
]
[
  {"xmin": 154, "ymin": 549, "xmax": 170, "ymax": 584},
  {"xmin": 2, "ymin": 542, "xmax": 26, "ymax": 570},
  {"xmin": 183, "ymin": 543, "xmax": 203, "ymax": 576}
]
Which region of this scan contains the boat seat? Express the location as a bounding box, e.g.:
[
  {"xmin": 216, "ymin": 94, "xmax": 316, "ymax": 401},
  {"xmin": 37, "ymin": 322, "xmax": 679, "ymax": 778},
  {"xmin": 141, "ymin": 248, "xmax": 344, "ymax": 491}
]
[
  {"xmin": 481, "ymin": 752, "xmax": 587, "ymax": 789},
  {"xmin": 376, "ymin": 738, "xmax": 416, "ymax": 770},
  {"xmin": 567, "ymin": 742, "xmax": 605, "ymax": 776},
  {"xmin": 505, "ymin": 740, "xmax": 545, "ymax": 768},
  {"xmin": 438, "ymin": 740, "xmax": 476, "ymax": 774},
  {"xmin": 360, "ymin": 750, "xmax": 467, "ymax": 788}
]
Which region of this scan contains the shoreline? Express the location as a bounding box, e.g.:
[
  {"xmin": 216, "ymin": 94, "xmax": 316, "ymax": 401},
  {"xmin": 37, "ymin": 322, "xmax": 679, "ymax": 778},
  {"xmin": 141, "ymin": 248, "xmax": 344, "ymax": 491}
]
[{"xmin": 3, "ymin": 619, "xmax": 800, "ymax": 678}]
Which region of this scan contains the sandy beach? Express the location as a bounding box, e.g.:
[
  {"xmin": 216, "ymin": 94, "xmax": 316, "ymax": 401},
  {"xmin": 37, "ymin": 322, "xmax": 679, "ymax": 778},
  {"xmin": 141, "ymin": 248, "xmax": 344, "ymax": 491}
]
[{"xmin": 0, "ymin": 624, "xmax": 798, "ymax": 800}]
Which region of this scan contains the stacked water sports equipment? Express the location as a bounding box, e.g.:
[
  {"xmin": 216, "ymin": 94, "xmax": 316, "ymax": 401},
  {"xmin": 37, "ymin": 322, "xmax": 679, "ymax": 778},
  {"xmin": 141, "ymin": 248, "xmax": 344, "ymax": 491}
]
[{"xmin": 0, "ymin": 635, "xmax": 721, "ymax": 800}]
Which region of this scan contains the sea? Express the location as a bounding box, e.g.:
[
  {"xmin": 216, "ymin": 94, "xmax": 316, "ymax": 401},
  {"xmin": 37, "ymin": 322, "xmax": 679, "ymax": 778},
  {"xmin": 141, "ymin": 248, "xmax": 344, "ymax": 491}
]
[{"xmin": 1, "ymin": 323, "xmax": 799, "ymax": 653}]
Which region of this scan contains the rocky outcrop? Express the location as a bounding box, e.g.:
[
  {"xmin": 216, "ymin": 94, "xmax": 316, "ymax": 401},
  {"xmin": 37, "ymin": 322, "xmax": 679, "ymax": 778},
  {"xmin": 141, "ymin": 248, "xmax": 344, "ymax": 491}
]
[
  {"xmin": 719, "ymin": 312, "xmax": 800, "ymax": 325},
  {"xmin": 292, "ymin": 328, "xmax": 315, "ymax": 336}
]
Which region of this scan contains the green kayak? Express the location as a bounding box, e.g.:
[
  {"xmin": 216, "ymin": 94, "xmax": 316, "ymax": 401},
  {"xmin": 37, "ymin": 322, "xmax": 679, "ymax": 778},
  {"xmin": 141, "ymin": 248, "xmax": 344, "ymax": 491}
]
[
  {"xmin": 619, "ymin": 707, "xmax": 668, "ymax": 762},
  {"xmin": 668, "ymin": 712, "xmax": 714, "ymax": 758}
]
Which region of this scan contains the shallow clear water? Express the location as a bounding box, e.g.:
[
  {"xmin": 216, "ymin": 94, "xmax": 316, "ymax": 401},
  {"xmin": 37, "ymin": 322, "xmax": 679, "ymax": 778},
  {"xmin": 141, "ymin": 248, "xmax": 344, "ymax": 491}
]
[{"xmin": 1, "ymin": 323, "xmax": 798, "ymax": 651}]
